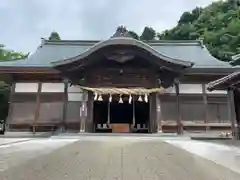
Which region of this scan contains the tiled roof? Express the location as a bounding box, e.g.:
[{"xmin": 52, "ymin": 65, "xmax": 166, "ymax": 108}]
[
  {"xmin": 207, "ymin": 71, "xmax": 240, "ymax": 91},
  {"xmin": 0, "ymin": 39, "xmax": 232, "ymax": 68},
  {"xmin": 52, "ymin": 38, "xmax": 194, "ymax": 67}
]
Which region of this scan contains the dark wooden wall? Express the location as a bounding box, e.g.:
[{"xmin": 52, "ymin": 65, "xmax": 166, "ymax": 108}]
[
  {"xmin": 84, "ymin": 58, "xmax": 157, "ymax": 88},
  {"xmin": 83, "ymin": 58, "xmax": 159, "ymax": 133},
  {"xmin": 6, "ymin": 58, "xmax": 160, "ymax": 132},
  {"xmin": 4, "ymin": 59, "xmax": 231, "ymax": 133},
  {"xmin": 159, "ymin": 77, "xmax": 229, "ymax": 133}
]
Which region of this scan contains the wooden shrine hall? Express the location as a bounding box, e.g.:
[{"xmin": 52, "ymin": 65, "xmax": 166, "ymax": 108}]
[
  {"xmin": 0, "ymin": 27, "xmax": 239, "ymax": 134},
  {"xmin": 207, "ymin": 71, "xmax": 240, "ymax": 139}
]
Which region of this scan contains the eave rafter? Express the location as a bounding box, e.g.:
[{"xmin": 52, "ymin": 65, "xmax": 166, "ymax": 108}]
[
  {"xmin": 207, "ymin": 71, "xmax": 240, "ymax": 91},
  {"xmin": 0, "ymin": 67, "xmax": 59, "ymax": 74}
]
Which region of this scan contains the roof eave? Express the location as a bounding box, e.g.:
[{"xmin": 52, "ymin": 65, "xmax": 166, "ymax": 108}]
[
  {"xmin": 0, "ymin": 67, "xmax": 59, "ymax": 74},
  {"xmin": 186, "ymin": 66, "xmax": 237, "ymax": 75},
  {"xmin": 206, "ymin": 71, "xmax": 240, "ymax": 91}
]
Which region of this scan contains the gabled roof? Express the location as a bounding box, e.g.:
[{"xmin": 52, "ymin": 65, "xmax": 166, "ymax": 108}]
[
  {"xmin": 0, "ymin": 39, "xmax": 232, "ymax": 69},
  {"xmin": 52, "ymin": 37, "xmax": 193, "ymax": 68}
]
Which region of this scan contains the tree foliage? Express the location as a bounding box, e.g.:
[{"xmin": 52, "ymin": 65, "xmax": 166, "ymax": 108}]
[
  {"xmin": 128, "ymin": 31, "xmax": 139, "ymax": 40},
  {"xmin": 0, "ymin": 44, "xmax": 25, "ymax": 61},
  {"xmin": 48, "ymin": 31, "xmax": 61, "ymax": 40},
  {"xmin": 158, "ymin": 0, "xmax": 240, "ymax": 61},
  {"xmin": 114, "ymin": 26, "xmax": 156, "ymax": 41},
  {"xmin": 117, "ymin": 0, "xmax": 239, "ymax": 62},
  {"xmin": 140, "ymin": 27, "xmax": 156, "ymax": 41}
]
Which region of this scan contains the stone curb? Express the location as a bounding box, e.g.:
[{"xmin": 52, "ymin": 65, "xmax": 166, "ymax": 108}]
[
  {"xmin": 0, "ymin": 139, "xmax": 32, "ymax": 147},
  {"xmin": 0, "ymin": 132, "xmax": 53, "ymax": 139},
  {"xmin": 0, "ymin": 135, "xmax": 51, "ymax": 139},
  {"xmin": 57, "ymin": 132, "xmax": 179, "ymax": 137},
  {"xmin": 191, "ymin": 136, "xmax": 232, "ymax": 140}
]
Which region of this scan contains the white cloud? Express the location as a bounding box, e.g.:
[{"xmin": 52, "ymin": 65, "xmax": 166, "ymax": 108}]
[{"xmin": 0, "ymin": 0, "xmax": 218, "ymax": 53}]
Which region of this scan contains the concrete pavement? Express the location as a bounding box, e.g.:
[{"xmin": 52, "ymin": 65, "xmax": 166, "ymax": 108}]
[
  {"xmin": 0, "ymin": 136, "xmax": 239, "ymax": 180},
  {"xmin": 0, "ymin": 138, "xmax": 78, "ymax": 172}
]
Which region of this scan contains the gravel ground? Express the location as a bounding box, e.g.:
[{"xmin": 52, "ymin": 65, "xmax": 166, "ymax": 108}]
[{"xmin": 0, "ymin": 137, "xmax": 239, "ymax": 180}]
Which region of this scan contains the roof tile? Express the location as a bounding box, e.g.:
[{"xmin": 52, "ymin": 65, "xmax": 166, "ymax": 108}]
[{"xmin": 0, "ymin": 39, "xmax": 232, "ymax": 68}]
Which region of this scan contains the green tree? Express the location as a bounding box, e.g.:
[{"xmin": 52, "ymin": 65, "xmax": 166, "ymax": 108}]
[
  {"xmin": 0, "ymin": 44, "xmax": 26, "ymax": 61},
  {"xmin": 140, "ymin": 27, "xmax": 156, "ymax": 41},
  {"xmin": 128, "ymin": 31, "xmax": 139, "ymax": 40},
  {"xmin": 178, "ymin": 12, "xmax": 195, "ymax": 24},
  {"xmin": 178, "ymin": 7, "xmax": 203, "ymax": 25},
  {"xmin": 48, "ymin": 31, "xmax": 61, "ymax": 40},
  {"xmin": 113, "ymin": 26, "xmax": 140, "ymax": 39},
  {"xmin": 157, "ymin": 0, "xmax": 240, "ymax": 62}
]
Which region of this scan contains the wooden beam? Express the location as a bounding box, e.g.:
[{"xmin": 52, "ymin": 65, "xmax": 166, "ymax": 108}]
[
  {"xmin": 33, "ymin": 82, "xmax": 42, "ymax": 134},
  {"xmin": 175, "ymin": 82, "xmax": 183, "ymax": 135},
  {"xmin": 79, "ymin": 103, "xmax": 84, "ymax": 132},
  {"xmin": 231, "ymin": 81, "xmax": 240, "ymax": 88},
  {"xmin": 227, "ymin": 88, "xmax": 238, "ymax": 139},
  {"xmin": 107, "ymin": 99, "xmax": 110, "ymax": 124},
  {"xmin": 156, "ymin": 95, "xmax": 162, "ymax": 132},
  {"xmin": 202, "ymin": 84, "xmax": 209, "ymax": 131},
  {"xmin": 148, "ymin": 93, "xmax": 157, "ymax": 133},
  {"xmin": 81, "ymin": 101, "xmax": 88, "ymax": 132},
  {"xmin": 83, "ymin": 91, "xmax": 92, "ymax": 132},
  {"xmin": 61, "ymin": 80, "xmax": 68, "ymax": 132},
  {"xmin": 132, "ymin": 95, "xmax": 135, "ymax": 130},
  {"xmin": 5, "ymin": 83, "xmax": 15, "ymax": 131},
  {"xmin": 0, "ymin": 67, "xmax": 60, "ymax": 74}
]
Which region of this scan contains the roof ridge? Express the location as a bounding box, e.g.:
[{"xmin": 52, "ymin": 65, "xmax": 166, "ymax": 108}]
[
  {"xmin": 144, "ymin": 40, "xmax": 202, "ymax": 43},
  {"xmin": 43, "ymin": 39, "xmax": 202, "ymax": 46},
  {"xmin": 44, "ymin": 40, "xmax": 99, "ymax": 46}
]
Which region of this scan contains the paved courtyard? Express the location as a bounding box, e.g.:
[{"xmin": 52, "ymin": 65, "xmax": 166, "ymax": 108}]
[{"xmin": 0, "ymin": 136, "xmax": 239, "ymax": 180}]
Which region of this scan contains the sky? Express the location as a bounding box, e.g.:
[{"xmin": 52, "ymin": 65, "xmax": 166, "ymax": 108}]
[{"xmin": 0, "ymin": 0, "xmax": 218, "ymax": 53}]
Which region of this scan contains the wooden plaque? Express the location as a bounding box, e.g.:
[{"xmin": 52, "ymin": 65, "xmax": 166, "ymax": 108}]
[{"xmin": 111, "ymin": 123, "xmax": 130, "ymax": 133}]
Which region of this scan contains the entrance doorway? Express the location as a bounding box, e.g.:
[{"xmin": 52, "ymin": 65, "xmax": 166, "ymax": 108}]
[
  {"xmin": 93, "ymin": 95, "xmax": 110, "ymax": 132},
  {"xmin": 134, "ymin": 100, "xmax": 149, "ymax": 133},
  {"xmin": 110, "ymin": 95, "xmax": 133, "ymax": 124},
  {"xmin": 93, "ymin": 95, "xmax": 150, "ymax": 133}
]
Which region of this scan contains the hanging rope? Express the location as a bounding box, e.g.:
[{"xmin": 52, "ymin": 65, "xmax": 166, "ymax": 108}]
[{"xmin": 79, "ymin": 86, "xmax": 165, "ymax": 95}]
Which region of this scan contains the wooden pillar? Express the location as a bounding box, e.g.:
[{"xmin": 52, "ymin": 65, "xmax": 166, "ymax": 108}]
[
  {"xmin": 175, "ymin": 82, "xmax": 183, "ymax": 135},
  {"xmin": 227, "ymin": 88, "xmax": 237, "ymax": 139},
  {"xmin": 86, "ymin": 91, "xmax": 93, "ymax": 132},
  {"xmin": 107, "ymin": 99, "xmax": 110, "ymax": 124},
  {"xmin": 33, "ymin": 82, "xmax": 41, "ymax": 134},
  {"xmin": 156, "ymin": 95, "xmax": 162, "ymax": 132},
  {"xmin": 5, "ymin": 83, "xmax": 15, "ymax": 131},
  {"xmin": 61, "ymin": 80, "xmax": 68, "ymax": 132},
  {"xmin": 149, "ymin": 93, "xmax": 157, "ymax": 133},
  {"xmin": 132, "ymin": 95, "xmax": 135, "ymax": 127},
  {"xmin": 202, "ymin": 84, "xmax": 209, "ymax": 131},
  {"xmin": 80, "ymin": 101, "xmax": 87, "ymax": 132}
]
